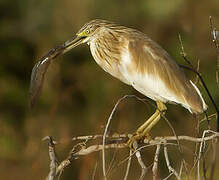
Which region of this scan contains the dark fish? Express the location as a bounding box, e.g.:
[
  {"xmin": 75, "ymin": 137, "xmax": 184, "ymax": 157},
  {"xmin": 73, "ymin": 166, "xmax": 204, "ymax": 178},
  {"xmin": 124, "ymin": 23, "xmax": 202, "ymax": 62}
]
[{"xmin": 29, "ymin": 44, "xmax": 65, "ymax": 108}]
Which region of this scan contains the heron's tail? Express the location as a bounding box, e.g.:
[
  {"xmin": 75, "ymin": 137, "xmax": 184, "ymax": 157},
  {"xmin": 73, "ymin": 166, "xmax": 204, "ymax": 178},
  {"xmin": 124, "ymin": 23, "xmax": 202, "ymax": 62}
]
[{"xmin": 188, "ymin": 80, "xmax": 208, "ymax": 114}]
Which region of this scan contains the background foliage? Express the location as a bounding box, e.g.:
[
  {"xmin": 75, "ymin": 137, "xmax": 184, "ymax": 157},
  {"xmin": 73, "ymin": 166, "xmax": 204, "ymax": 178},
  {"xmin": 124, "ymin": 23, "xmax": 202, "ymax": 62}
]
[{"xmin": 0, "ymin": 0, "xmax": 218, "ymax": 179}]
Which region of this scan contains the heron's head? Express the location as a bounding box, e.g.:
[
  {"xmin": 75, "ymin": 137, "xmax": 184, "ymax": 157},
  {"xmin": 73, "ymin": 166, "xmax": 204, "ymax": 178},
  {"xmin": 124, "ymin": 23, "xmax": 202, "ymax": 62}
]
[{"xmin": 63, "ymin": 19, "xmax": 114, "ymax": 53}]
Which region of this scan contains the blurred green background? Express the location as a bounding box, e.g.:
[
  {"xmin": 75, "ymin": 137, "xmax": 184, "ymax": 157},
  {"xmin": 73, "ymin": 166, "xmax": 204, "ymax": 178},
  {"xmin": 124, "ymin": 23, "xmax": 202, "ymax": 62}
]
[{"xmin": 0, "ymin": 0, "xmax": 219, "ymax": 179}]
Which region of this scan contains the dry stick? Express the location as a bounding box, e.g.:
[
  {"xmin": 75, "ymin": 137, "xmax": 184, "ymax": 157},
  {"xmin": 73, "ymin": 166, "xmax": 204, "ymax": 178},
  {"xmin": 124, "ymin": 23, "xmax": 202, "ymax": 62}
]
[
  {"xmin": 163, "ymin": 172, "xmax": 174, "ymax": 180},
  {"xmin": 209, "ymin": 138, "xmax": 217, "ymax": 180},
  {"xmin": 72, "ymin": 133, "xmax": 219, "ymax": 155},
  {"xmin": 136, "ymin": 152, "xmax": 147, "ymax": 180},
  {"xmin": 42, "ymin": 136, "xmax": 58, "ymax": 180},
  {"xmin": 162, "ymin": 113, "xmax": 189, "ymax": 177},
  {"xmin": 92, "ymin": 161, "xmax": 98, "ymax": 180},
  {"xmin": 197, "ymin": 130, "xmax": 211, "ymax": 180},
  {"xmin": 195, "ymin": 59, "xmax": 200, "ymax": 85},
  {"xmin": 123, "ymin": 150, "xmax": 132, "ymax": 180},
  {"xmin": 118, "ymin": 142, "xmax": 156, "ymax": 173},
  {"xmin": 133, "ymin": 142, "xmax": 147, "ymax": 180},
  {"xmin": 72, "ymin": 133, "xmax": 128, "ymax": 141},
  {"xmin": 199, "ymin": 113, "xmax": 217, "ymax": 124},
  {"xmin": 194, "ymin": 114, "xmax": 200, "ymax": 180},
  {"xmin": 209, "ymin": 16, "xmax": 219, "ymax": 120},
  {"xmin": 102, "ymin": 95, "xmax": 132, "ymax": 179},
  {"xmin": 178, "ymin": 34, "xmax": 219, "ymax": 131},
  {"xmin": 56, "ymin": 159, "xmax": 71, "ymax": 177},
  {"xmin": 209, "ymin": 16, "xmax": 219, "ymax": 180},
  {"xmin": 102, "ymin": 94, "xmax": 152, "ymax": 179},
  {"xmin": 152, "ymin": 144, "xmax": 161, "ymax": 180},
  {"xmin": 163, "ymin": 140, "xmax": 181, "ymax": 180},
  {"xmin": 119, "ymin": 132, "xmax": 219, "ymax": 173},
  {"xmin": 178, "ymin": 33, "xmax": 219, "ymax": 180},
  {"xmin": 200, "ymin": 134, "xmax": 213, "ymax": 180},
  {"xmin": 198, "ymin": 115, "xmax": 210, "ymax": 179},
  {"xmin": 55, "ymin": 143, "xmax": 127, "ymax": 179},
  {"xmin": 106, "ymin": 149, "xmax": 118, "ymax": 176},
  {"xmin": 51, "ymin": 132, "xmax": 219, "ymax": 179},
  {"xmin": 155, "ymin": 133, "xmax": 219, "ymax": 142},
  {"xmin": 193, "ymin": 58, "xmax": 202, "ymax": 178},
  {"xmin": 179, "ymin": 161, "xmax": 184, "ymax": 178},
  {"xmin": 209, "ymin": 16, "xmax": 219, "ymax": 50}
]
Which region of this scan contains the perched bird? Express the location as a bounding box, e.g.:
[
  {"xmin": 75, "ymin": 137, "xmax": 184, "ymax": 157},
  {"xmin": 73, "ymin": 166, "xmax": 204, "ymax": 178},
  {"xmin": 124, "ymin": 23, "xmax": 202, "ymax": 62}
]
[{"xmin": 30, "ymin": 19, "xmax": 207, "ymax": 145}]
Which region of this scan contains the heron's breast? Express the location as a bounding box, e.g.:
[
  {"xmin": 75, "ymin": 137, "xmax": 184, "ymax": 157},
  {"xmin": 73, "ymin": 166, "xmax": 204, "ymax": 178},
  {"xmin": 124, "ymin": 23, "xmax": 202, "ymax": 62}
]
[{"xmin": 89, "ymin": 42, "xmax": 130, "ymax": 84}]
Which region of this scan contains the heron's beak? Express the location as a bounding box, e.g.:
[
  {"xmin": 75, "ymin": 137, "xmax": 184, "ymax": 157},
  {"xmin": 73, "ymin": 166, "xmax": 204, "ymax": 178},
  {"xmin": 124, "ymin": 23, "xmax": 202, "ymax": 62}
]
[{"xmin": 63, "ymin": 35, "xmax": 87, "ymax": 53}]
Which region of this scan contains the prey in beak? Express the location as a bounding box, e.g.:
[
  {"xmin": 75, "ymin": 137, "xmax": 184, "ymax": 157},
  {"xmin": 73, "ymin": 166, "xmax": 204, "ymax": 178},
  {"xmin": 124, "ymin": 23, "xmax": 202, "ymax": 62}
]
[
  {"xmin": 63, "ymin": 35, "xmax": 87, "ymax": 53},
  {"xmin": 29, "ymin": 35, "xmax": 86, "ymax": 108}
]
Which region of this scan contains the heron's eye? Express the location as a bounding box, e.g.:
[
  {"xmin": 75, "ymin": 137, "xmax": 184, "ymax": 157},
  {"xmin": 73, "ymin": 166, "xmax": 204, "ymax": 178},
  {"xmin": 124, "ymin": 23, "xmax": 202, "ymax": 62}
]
[{"xmin": 86, "ymin": 29, "xmax": 90, "ymax": 34}]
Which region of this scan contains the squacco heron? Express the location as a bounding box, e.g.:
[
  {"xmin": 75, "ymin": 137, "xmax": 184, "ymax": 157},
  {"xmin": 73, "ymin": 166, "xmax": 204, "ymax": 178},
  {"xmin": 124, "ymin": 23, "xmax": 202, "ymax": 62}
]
[{"xmin": 30, "ymin": 19, "xmax": 207, "ymax": 147}]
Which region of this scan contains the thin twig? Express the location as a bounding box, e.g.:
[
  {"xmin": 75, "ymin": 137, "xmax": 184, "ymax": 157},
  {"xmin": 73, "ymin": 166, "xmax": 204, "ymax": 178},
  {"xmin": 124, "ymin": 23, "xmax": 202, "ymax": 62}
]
[
  {"xmin": 72, "ymin": 133, "xmax": 128, "ymax": 141},
  {"xmin": 209, "ymin": 138, "xmax": 218, "ymax": 180},
  {"xmin": 133, "ymin": 142, "xmax": 147, "ymax": 180},
  {"xmin": 163, "ymin": 172, "xmax": 174, "ymax": 180},
  {"xmin": 102, "ymin": 95, "xmax": 133, "ymax": 179},
  {"xmin": 92, "ymin": 161, "xmax": 98, "ymax": 180},
  {"xmin": 194, "ymin": 114, "xmax": 200, "ymax": 179},
  {"xmin": 195, "ymin": 59, "xmax": 200, "ymax": 84},
  {"xmin": 178, "ymin": 33, "xmax": 194, "ymax": 68},
  {"xmin": 199, "ymin": 113, "xmax": 217, "ymax": 124},
  {"xmin": 43, "ymin": 136, "xmax": 58, "ymax": 180},
  {"xmin": 162, "ymin": 114, "xmax": 189, "ymax": 177},
  {"xmin": 152, "ymin": 144, "xmax": 161, "ymax": 180},
  {"xmin": 43, "ymin": 131, "xmax": 219, "ymax": 179},
  {"xmin": 179, "ymin": 161, "xmax": 184, "ymax": 178},
  {"xmin": 102, "ymin": 94, "xmax": 153, "ymax": 179},
  {"xmin": 163, "ymin": 140, "xmax": 181, "ymax": 180},
  {"xmin": 208, "ymin": 18, "xmax": 219, "ymax": 179},
  {"xmin": 209, "ymin": 16, "xmax": 219, "ymax": 132},
  {"xmin": 179, "ymin": 33, "xmax": 219, "ymax": 131},
  {"xmin": 197, "ymin": 130, "xmax": 210, "ymax": 180},
  {"xmin": 123, "ymin": 150, "xmax": 132, "ymax": 180},
  {"xmin": 209, "ymin": 16, "xmax": 219, "ymax": 50},
  {"xmin": 106, "ymin": 149, "xmax": 118, "ymax": 176}
]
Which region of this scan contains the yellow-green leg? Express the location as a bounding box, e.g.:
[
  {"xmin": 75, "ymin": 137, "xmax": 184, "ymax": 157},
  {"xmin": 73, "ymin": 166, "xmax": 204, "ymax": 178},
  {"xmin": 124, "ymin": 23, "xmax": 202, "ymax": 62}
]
[{"xmin": 127, "ymin": 101, "xmax": 167, "ymax": 149}]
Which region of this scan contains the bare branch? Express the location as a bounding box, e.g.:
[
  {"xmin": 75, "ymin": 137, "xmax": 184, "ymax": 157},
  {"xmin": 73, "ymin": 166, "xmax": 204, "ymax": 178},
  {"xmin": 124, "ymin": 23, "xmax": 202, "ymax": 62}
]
[
  {"xmin": 163, "ymin": 172, "xmax": 174, "ymax": 180},
  {"xmin": 133, "ymin": 142, "xmax": 148, "ymax": 180},
  {"xmin": 92, "ymin": 161, "xmax": 98, "ymax": 180},
  {"xmin": 209, "ymin": 138, "xmax": 218, "ymax": 180},
  {"xmin": 102, "ymin": 94, "xmax": 153, "ymax": 179},
  {"xmin": 163, "ymin": 140, "xmax": 181, "ymax": 180},
  {"xmin": 197, "ymin": 130, "xmax": 210, "ymax": 180},
  {"xmin": 209, "ymin": 16, "xmax": 219, "ymax": 50},
  {"xmin": 106, "ymin": 149, "xmax": 118, "ymax": 176},
  {"xmin": 123, "ymin": 150, "xmax": 132, "ymax": 180},
  {"xmin": 195, "ymin": 59, "xmax": 200, "ymax": 84},
  {"xmin": 152, "ymin": 144, "xmax": 161, "ymax": 180},
  {"xmin": 42, "ymin": 136, "xmax": 58, "ymax": 180},
  {"xmin": 102, "ymin": 95, "xmax": 134, "ymax": 179},
  {"xmin": 179, "ymin": 161, "xmax": 184, "ymax": 178},
  {"xmin": 43, "ymin": 131, "xmax": 219, "ymax": 179}
]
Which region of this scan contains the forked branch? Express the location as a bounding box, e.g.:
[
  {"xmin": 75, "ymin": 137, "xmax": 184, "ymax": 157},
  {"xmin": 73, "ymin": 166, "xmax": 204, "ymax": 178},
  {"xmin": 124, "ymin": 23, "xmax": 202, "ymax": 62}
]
[{"xmin": 43, "ymin": 131, "xmax": 219, "ymax": 180}]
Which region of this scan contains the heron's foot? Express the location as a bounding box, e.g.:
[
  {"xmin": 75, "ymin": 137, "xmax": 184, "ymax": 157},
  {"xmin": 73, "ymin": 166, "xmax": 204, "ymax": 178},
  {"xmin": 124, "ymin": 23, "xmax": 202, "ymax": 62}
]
[{"xmin": 127, "ymin": 132, "xmax": 151, "ymax": 151}]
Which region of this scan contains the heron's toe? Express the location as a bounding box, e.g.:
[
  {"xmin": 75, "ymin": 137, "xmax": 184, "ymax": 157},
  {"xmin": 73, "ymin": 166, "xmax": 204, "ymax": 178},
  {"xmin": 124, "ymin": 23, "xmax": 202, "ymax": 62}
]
[{"xmin": 126, "ymin": 133, "xmax": 151, "ymax": 151}]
